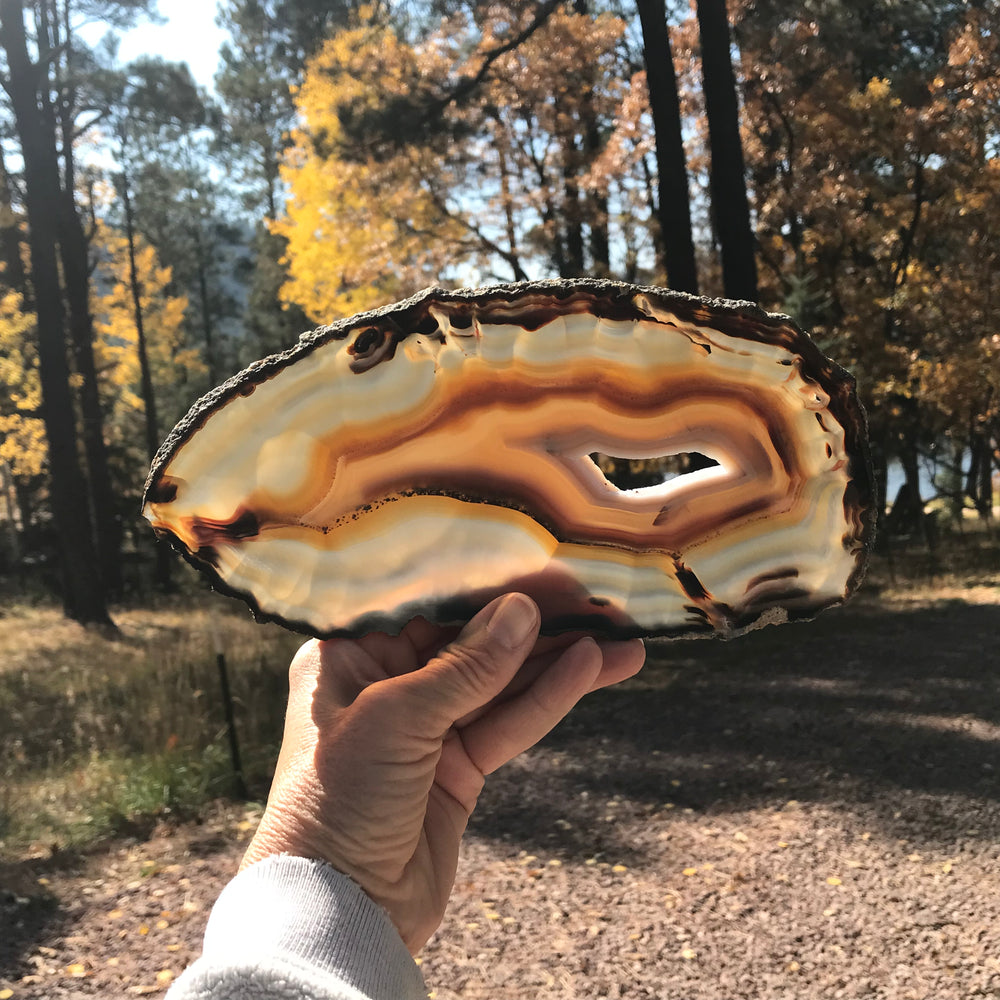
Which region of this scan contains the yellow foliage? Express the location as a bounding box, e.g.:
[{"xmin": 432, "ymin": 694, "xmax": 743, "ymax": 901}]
[
  {"xmin": 91, "ymin": 222, "xmax": 202, "ymax": 458},
  {"xmin": 0, "ymin": 286, "xmax": 46, "ymax": 477}
]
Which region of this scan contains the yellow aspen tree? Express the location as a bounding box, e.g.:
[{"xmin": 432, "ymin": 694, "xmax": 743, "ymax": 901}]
[
  {"xmin": 0, "ymin": 286, "xmax": 45, "ymax": 478},
  {"xmin": 91, "ymin": 221, "xmax": 202, "ymax": 490}
]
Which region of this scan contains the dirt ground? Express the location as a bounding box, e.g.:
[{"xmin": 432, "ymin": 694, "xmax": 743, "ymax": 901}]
[{"xmin": 2, "ymin": 586, "xmax": 999, "ymax": 999}]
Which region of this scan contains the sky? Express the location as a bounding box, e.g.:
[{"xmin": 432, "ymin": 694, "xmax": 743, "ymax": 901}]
[{"xmin": 84, "ymin": 0, "xmax": 226, "ymax": 91}]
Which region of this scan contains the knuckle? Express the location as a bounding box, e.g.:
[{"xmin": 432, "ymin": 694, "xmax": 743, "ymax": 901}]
[{"xmin": 434, "ymin": 642, "xmax": 494, "ymax": 692}]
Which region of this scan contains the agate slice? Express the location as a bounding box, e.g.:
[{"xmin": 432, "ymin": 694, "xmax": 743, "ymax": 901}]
[{"xmin": 142, "ymin": 279, "xmax": 874, "ymax": 639}]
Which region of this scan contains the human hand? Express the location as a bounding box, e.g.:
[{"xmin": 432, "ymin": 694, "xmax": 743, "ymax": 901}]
[{"xmin": 241, "ymin": 593, "xmax": 645, "ymax": 952}]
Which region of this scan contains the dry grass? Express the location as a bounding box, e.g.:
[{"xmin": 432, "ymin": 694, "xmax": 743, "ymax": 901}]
[{"xmin": 0, "ymin": 587, "xmax": 302, "ymax": 857}]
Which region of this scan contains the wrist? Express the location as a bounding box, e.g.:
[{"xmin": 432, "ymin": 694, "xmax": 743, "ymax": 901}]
[{"xmin": 241, "ymin": 805, "xmax": 330, "ymax": 872}]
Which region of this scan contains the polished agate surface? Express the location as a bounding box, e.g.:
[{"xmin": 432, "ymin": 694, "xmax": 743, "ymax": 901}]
[{"xmin": 142, "ymin": 280, "xmax": 874, "ymax": 638}]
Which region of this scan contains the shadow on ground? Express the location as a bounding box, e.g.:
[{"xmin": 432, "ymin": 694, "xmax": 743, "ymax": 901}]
[
  {"xmin": 469, "ymin": 597, "xmax": 1000, "ymax": 860},
  {"xmin": 0, "ymin": 821, "xmax": 239, "ymax": 988}
]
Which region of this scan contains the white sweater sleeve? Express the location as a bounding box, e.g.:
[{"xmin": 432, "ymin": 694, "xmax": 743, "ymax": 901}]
[{"xmin": 167, "ymin": 856, "xmax": 428, "ymax": 1000}]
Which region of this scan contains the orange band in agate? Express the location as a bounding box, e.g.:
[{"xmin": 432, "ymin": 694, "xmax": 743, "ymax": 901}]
[{"xmin": 142, "ymin": 280, "xmax": 874, "ymax": 639}]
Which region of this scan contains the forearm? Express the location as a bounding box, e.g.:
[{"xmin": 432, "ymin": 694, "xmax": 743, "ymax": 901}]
[{"xmin": 167, "ymin": 856, "xmax": 428, "ymax": 1000}]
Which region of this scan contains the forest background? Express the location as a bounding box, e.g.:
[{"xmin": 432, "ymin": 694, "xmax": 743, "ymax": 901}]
[{"xmin": 0, "ymin": 0, "xmax": 998, "ymax": 625}]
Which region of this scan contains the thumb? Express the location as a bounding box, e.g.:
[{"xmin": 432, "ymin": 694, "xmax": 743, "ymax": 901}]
[{"xmin": 390, "ymin": 593, "xmax": 541, "ymax": 733}]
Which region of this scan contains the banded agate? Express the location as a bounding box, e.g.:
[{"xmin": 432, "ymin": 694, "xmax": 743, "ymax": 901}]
[{"xmin": 142, "ymin": 280, "xmax": 874, "ymax": 639}]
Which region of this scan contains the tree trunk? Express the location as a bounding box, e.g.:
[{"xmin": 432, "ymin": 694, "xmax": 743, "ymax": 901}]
[
  {"xmin": 58, "ymin": 195, "xmax": 123, "ymax": 597},
  {"xmin": 0, "ymin": 458, "xmax": 21, "ymax": 568},
  {"xmin": 44, "ymin": 2, "xmax": 123, "ymax": 597},
  {"xmin": 55, "ymin": 145, "xmax": 123, "ymax": 598},
  {"xmin": 563, "ymin": 166, "xmax": 586, "ymax": 277},
  {"xmin": 495, "ymin": 138, "xmax": 525, "ymax": 281},
  {"xmin": 967, "ymin": 431, "xmax": 995, "ymax": 523},
  {"xmin": 636, "ymin": 0, "xmax": 699, "ymax": 294},
  {"xmin": 696, "ymin": 0, "xmax": 759, "ymax": 301},
  {"xmin": 121, "ymin": 174, "xmax": 173, "ymax": 589},
  {"xmin": 0, "ymin": 0, "xmax": 113, "ymax": 626},
  {"xmin": 191, "ymin": 223, "xmax": 218, "ymax": 385}
]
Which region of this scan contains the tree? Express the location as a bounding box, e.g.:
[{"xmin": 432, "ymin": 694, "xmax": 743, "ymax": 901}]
[
  {"xmin": 0, "ymin": 0, "xmax": 113, "ymax": 623},
  {"xmin": 44, "ymin": 4, "xmax": 127, "ymax": 596},
  {"xmin": 215, "ymin": 0, "xmax": 359, "ymax": 355},
  {"xmin": 276, "ymin": 5, "xmax": 633, "ymax": 321},
  {"xmin": 100, "ymin": 57, "xmax": 241, "ymax": 386},
  {"xmin": 215, "ymin": 0, "xmax": 359, "ymax": 219},
  {"xmin": 735, "ymin": 0, "xmax": 1000, "ymax": 526},
  {"xmin": 695, "ymin": 0, "xmax": 757, "ymax": 301},
  {"xmin": 92, "ymin": 219, "xmax": 200, "ymax": 498},
  {"xmin": 635, "ymin": 0, "xmax": 699, "ymax": 293}
]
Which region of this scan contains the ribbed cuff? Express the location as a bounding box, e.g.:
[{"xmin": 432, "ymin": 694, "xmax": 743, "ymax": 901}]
[{"xmin": 196, "ymin": 855, "xmax": 427, "ymax": 999}]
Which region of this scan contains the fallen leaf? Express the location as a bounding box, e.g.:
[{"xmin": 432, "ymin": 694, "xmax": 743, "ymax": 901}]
[
  {"xmin": 826, "ymin": 876, "xmax": 842, "ymax": 886},
  {"xmin": 612, "ymin": 864, "xmax": 628, "ymax": 873},
  {"xmin": 109, "ymin": 909, "xmax": 124, "ymax": 920},
  {"xmin": 680, "ymin": 948, "xmax": 697, "ymax": 960},
  {"xmin": 156, "ymin": 970, "xmax": 174, "ymax": 985},
  {"xmin": 66, "ymin": 964, "xmax": 87, "ymax": 977},
  {"xmin": 139, "ymin": 924, "xmax": 150, "ymax": 936},
  {"xmin": 682, "ymin": 867, "xmax": 698, "ymax": 877},
  {"xmin": 1, "ymin": 989, "xmax": 14, "ymax": 999}
]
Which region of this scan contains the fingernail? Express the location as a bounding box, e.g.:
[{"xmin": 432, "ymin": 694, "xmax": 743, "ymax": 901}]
[{"xmin": 485, "ymin": 594, "xmax": 538, "ymax": 649}]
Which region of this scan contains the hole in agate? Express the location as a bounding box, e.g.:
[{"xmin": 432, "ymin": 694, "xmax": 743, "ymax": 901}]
[{"xmin": 589, "ymin": 452, "xmax": 721, "ymax": 491}]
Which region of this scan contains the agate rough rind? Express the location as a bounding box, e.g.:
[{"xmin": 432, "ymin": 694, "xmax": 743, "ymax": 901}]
[{"xmin": 142, "ymin": 279, "xmax": 875, "ymax": 639}]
